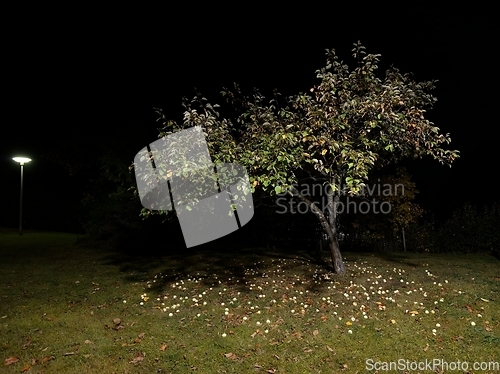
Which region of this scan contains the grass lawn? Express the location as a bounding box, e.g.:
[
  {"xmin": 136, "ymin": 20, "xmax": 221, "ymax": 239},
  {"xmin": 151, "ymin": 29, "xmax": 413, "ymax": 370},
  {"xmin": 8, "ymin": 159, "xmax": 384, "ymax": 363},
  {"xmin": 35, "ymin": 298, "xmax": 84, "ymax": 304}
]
[{"xmin": 1, "ymin": 228, "xmax": 499, "ymax": 373}]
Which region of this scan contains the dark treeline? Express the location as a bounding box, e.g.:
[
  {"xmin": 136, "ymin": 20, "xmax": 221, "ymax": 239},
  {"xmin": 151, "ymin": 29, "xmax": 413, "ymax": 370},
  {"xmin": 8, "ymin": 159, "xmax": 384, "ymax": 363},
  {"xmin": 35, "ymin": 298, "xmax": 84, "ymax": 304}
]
[{"xmin": 249, "ymin": 200, "xmax": 500, "ymax": 255}]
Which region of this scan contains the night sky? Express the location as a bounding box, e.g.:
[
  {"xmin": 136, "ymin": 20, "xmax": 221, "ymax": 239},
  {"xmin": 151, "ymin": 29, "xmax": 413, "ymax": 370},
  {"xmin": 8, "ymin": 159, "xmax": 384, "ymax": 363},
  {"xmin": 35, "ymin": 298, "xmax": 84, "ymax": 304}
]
[{"xmin": 1, "ymin": 6, "xmax": 496, "ymax": 231}]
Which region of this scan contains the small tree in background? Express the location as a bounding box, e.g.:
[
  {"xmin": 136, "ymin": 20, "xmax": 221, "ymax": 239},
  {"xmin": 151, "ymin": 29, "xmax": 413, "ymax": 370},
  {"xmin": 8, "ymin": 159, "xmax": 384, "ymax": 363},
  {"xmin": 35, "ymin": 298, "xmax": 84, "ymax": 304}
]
[{"xmin": 339, "ymin": 167, "xmax": 424, "ymax": 252}]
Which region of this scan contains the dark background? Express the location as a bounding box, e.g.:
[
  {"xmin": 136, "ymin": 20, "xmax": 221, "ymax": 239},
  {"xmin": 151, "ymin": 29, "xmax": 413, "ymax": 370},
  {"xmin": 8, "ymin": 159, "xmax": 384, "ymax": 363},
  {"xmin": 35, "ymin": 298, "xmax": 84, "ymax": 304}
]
[{"xmin": 1, "ymin": 5, "xmax": 496, "ymax": 233}]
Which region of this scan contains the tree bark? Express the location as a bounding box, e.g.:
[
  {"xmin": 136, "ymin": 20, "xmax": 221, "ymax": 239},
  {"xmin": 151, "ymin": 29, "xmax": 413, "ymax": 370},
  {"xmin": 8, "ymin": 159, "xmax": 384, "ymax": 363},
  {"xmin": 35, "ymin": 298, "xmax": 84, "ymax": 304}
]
[
  {"xmin": 289, "ymin": 186, "xmax": 346, "ymax": 275},
  {"xmin": 326, "ymin": 189, "xmax": 346, "ymax": 275}
]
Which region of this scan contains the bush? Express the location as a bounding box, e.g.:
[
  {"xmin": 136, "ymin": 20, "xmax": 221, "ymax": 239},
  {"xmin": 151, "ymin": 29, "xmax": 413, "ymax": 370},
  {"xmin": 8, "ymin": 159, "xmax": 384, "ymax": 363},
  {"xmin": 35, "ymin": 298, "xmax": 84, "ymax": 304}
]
[{"xmin": 80, "ymin": 188, "xmax": 144, "ymax": 246}]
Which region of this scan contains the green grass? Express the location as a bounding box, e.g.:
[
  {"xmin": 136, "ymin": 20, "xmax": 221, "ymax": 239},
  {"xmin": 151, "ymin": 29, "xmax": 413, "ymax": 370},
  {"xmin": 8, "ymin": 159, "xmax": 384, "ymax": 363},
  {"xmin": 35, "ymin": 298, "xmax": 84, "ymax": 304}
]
[{"xmin": 1, "ymin": 228, "xmax": 499, "ymax": 373}]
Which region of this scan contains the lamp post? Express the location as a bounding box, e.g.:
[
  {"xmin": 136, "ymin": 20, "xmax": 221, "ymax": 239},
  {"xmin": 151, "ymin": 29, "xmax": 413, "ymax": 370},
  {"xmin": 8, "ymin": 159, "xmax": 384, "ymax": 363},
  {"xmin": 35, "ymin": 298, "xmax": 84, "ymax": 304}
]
[{"xmin": 13, "ymin": 157, "xmax": 32, "ymax": 235}]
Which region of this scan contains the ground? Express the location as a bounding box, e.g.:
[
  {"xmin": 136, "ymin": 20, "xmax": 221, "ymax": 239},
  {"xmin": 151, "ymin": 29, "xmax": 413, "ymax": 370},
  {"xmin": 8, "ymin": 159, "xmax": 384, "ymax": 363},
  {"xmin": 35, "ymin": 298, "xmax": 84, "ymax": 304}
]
[{"xmin": 1, "ymin": 229, "xmax": 499, "ymax": 373}]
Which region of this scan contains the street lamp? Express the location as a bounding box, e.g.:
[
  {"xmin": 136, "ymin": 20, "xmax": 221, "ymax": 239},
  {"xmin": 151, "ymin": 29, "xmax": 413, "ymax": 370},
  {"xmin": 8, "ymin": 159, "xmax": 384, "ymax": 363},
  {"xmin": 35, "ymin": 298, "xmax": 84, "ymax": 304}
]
[{"xmin": 12, "ymin": 157, "xmax": 32, "ymax": 235}]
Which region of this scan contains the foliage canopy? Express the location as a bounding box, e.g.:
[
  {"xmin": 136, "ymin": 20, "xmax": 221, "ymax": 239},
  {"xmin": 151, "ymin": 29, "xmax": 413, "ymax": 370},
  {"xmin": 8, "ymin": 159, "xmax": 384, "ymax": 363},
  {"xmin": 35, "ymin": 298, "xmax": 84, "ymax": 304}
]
[{"xmin": 139, "ymin": 41, "xmax": 459, "ymax": 274}]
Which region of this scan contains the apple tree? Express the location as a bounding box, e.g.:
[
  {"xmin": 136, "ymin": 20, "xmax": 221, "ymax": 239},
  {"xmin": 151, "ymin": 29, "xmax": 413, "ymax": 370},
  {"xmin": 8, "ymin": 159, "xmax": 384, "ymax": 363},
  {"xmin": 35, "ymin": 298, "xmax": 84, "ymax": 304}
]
[{"xmin": 141, "ymin": 41, "xmax": 459, "ymax": 275}]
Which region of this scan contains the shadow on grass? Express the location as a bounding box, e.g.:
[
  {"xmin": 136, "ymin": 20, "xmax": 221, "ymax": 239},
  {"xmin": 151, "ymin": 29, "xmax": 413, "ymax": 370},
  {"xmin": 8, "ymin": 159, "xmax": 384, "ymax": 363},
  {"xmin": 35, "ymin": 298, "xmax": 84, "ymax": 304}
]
[
  {"xmin": 1, "ymin": 224, "xmax": 338, "ymax": 295},
  {"xmin": 96, "ymin": 230, "xmax": 336, "ymax": 294},
  {"xmin": 343, "ymin": 250, "xmax": 421, "ymax": 268},
  {"xmin": 367, "ymin": 252, "xmax": 421, "ymax": 268}
]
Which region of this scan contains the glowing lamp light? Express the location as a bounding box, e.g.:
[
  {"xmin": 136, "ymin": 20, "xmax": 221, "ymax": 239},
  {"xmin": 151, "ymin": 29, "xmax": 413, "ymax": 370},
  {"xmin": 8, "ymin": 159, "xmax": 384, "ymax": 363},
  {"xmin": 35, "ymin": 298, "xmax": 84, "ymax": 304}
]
[
  {"xmin": 12, "ymin": 157, "xmax": 32, "ymax": 165},
  {"xmin": 13, "ymin": 156, "xmax": 32, "ymax": 235}
]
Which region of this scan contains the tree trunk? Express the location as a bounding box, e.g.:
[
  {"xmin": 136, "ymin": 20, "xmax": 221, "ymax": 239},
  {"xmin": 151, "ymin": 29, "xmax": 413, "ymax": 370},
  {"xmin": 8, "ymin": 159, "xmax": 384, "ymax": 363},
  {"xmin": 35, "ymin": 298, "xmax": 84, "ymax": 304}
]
[
  {"xmin": 289, "ymin": 187, "xmax": 346, "ymax": 275},
  {"xmin": 326, "ymin": 190, "xmax": 346, "ymax": 275}
]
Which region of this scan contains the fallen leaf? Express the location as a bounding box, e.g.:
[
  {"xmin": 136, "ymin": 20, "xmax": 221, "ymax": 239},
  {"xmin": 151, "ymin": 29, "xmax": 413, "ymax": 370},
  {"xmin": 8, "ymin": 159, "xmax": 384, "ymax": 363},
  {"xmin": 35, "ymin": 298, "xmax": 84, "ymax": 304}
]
[
  {"xmin": 129, "ymin": 353, "xmax": 144, "ymax": 364},
  {"xmin": 84, "ymin": 340, "xmax": 93, "ymax": 344},
  {"xmin": 224, "ymin": 352, "xmax": 237, "ymax": 360},
  {"xmin": 134, "ymin": 333, "xmax": 145, "ymax": 344},
  {"xmin": 160, "ymin": 343, "xmax": 168, "ymax": 351},
  {"xmin": 480, "ymin": 298, "xmax": 490, "ymax": 303},
  {"xmin": 40, "ymin": 355, "xmax": 54, "ymax": 363},
  {"xmin": 327, "ymin": 345, "xmax": 335, "ymax": 352},
  {"xmin": 313, "ymin": 329, "xmax": 319, "ymax": 336},
  {"xmin": 465, "ymin": 305, "xmax": 473, "ymax": 313},
  {"xmin": 410, "ymin": 311, "xmax": 419, "ymax": 316},
  {"xmin": 3, "ymin": 356, "xmax": 19, "ymax": 366},
  {"xmin": 63, "ymin": 352, "xmax": 76, "ymax": 356},
  {"xmin": 267, "ymin": 370, "xmax": 276, "ymax": 374},
  {"xmin": 21, "ymin": 364, "xmax": 30, "ymax": 372}
]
